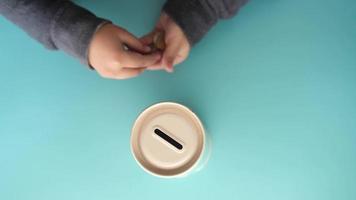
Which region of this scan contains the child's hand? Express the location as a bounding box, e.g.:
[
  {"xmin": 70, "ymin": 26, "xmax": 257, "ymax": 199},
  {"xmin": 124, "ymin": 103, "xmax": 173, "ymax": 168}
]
[
  {"xmin": 88, "ymin": 23, "xmax": 161, "ymax": 79},
  {"xmin": 140, "ymin": 13, "xmax": 190, "ymax": 72}
]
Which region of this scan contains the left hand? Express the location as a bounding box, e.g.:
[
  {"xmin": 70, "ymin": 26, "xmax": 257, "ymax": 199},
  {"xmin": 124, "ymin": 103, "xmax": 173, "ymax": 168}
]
[{"xmin": 140, "ymin": 13, "xmax": 190, "ymax": 72}]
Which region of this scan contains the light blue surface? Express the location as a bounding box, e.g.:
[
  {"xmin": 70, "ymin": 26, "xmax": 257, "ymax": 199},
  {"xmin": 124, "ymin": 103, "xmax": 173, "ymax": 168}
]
[{"xmin": 1, "ymin": 0, "xmax": 356, "ymax": 199}]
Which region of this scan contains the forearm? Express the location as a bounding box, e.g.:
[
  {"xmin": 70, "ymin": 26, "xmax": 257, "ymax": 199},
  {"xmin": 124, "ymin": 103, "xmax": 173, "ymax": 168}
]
[
  {"xmin": 0, "ymin": 0, "xmax": 108, "ymax": 63},
  {"xmin": 163, "ymin": 0, "xmax": 248, "ymax": 45}
]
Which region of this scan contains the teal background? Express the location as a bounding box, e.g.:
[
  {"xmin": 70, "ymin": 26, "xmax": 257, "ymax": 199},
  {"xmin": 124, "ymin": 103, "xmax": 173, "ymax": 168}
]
[{"xmin": 1, "ymin": 0, "xmax": 355, "ymax": 199}]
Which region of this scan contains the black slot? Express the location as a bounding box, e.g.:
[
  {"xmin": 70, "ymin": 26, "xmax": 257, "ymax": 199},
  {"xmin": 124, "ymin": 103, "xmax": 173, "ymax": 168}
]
[{"xmin": 154, "ymin": 128, "xmax": 183, "ymax": 150}]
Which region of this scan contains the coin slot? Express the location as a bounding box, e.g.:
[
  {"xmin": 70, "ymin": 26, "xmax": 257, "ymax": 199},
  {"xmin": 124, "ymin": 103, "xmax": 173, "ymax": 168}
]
[{"xmin": 154, "ymin": 128, "xmax": 183, "ymax": 150}]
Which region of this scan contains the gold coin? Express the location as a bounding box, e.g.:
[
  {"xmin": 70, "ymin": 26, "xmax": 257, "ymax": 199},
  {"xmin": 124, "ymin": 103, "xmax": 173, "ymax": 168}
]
[{"xmin": 153, "ymin": 31, "xmax": 165, "ymax": 51}]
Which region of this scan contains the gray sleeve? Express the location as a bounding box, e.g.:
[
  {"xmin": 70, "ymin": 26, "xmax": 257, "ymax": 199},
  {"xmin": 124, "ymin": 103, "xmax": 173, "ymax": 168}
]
[
  {"xmin": 0, "ymin": 0, "xmax": 109, "ymax": 64},
  {"xmin": 163, "ymin": 0, "xmax": 248, "ymax": 45}
]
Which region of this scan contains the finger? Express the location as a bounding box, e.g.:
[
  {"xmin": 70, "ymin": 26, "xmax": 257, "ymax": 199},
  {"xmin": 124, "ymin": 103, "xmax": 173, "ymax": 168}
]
[
  {"xmin": 147, "ymin": 65, "xmax": 165, "ymax": 71},
  {"xmin": 146, "ymin": 60, "xmax": 165, "ymax": 70},
  {"xmin": 120, "ymin": 51, "xmax": 161, "ymax": 68},
  {"xmin": 163, "ymin": 57, "xmax": 174, "ymax": 72},
  {"xmin": 113, "ymin": 68, "xmax": 145, "ymax": 79},
  {"xmin": 140, "ymin": 32, "xmax": 155, "ymax": 46},
  {"xmin": 162, "ymin": 42, "xmax": 180, "ymax": 72},
  {"xmin": 119, "ymin": 29, "xmax": 151, "ymax": 53}
]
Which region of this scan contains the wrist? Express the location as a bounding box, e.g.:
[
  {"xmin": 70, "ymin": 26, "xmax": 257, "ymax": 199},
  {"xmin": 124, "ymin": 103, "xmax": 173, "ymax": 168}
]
[
  {"xmin": 163, "ymin": 0, "xmax": 217, "ymax": 46},
  {"xmin": 87, "ymin": 21, "xmax": 112, "ymax": 70}
]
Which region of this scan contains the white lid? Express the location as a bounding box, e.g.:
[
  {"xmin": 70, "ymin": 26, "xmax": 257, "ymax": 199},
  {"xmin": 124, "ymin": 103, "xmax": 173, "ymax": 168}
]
[{"xmin": 131, "ymin": 102, "xmax": 205, "ymax": 177}]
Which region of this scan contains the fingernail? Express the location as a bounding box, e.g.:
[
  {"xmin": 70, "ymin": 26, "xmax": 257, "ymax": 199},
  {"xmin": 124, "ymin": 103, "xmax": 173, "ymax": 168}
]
[
  {"xmin": 166, "ymin": 66, "xmax": 174, "ymax": 73},
  {"xmin": 144, "ymin": 46, "xmax": 151, "ymax": 51},
  {"xmin": 166, "ymin": 61, "xmax": 174, "ymax": 72}
]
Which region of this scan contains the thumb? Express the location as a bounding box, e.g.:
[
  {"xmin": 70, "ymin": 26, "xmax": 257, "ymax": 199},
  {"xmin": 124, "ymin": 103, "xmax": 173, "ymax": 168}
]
[
  {"xmin": 140, "ymin": 32, "xmax": 155, "ymax": 46},
  {"xmin": 162, "ymin": 42, "xmax": 180, "ymax": 73},
  {"xmin": 119, "ymin": 28, "xmax": 151, "ymax": 53},
  {"xmin": 163, "ymin": 55, "xmax": 174, "ymax": 73}
]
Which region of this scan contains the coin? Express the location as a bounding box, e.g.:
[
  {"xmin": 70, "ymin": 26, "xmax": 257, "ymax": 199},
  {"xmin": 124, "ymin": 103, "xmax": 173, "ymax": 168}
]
[{"xmin": 152, "ymin": 31, "xmax": 165, "ymax": 51}]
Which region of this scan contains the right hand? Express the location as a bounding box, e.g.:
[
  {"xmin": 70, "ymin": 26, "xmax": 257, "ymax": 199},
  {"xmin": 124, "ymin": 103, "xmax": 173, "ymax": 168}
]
[
  {"xmin": 88, "ymin": 23, "xmax": 161, "ymax": 79},
  {"xmin": 140, "ymin": 13, "xmax": 190, "ymax": 73}
]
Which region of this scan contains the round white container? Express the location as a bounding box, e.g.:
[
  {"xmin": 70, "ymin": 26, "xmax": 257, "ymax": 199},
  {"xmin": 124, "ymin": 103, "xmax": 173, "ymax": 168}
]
[{"xmin": 131, "ymin": 102, "xmax": 210, "ymax": 178}]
